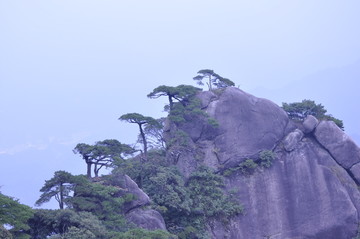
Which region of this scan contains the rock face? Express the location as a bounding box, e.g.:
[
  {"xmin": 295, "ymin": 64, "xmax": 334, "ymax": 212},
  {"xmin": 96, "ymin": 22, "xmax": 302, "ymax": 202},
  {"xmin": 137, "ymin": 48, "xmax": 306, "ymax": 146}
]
[
  {"xmin": 122, "ymin": 175, "xmax": 150, "ymax": 213},
  {"xmin": 283, "ymin": 129, "xmax": 304, "ymax": 152},
  {"xmin": 120, "ymin": 175, "xmax": 167, "ymax": 231},
  {"xmin": 314, "ymin": 121, "xmax": 360, "ymax": 170},
  {"xmin": 166, "ymin": 88, "xmax": 292, "ymax": 177},
  {"xmin": 303, "ymin": 115, "xmax": 319, "ymax": 134},
  {"xmin": 125, "ymin": 208, "xmax": 167, "ymax": 231},
  {"xmin": 351, "ymin": 163, "xmax": 360, "ymax": 183},
  {"xmin": 167, "ymin": 87, "xmax": 360, "ymax": 239},
  {"xmin": 219, "ymin": 138, "xmax": 360, "ymax": 239},
  {"xmin": 208, "ymin": 88, "xmax": 290, "ymax": 164}
]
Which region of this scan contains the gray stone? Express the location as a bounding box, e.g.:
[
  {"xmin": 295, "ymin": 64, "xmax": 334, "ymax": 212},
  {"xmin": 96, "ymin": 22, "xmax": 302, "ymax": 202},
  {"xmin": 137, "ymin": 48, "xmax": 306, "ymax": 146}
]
[
  {"xmin": 168, "ymin": 87, "xmax": 360, "ymax": 239},
  {"xmin": 165, "ymin": 87, "xmax": 360, "ymax": 238},
  {"xmin": 283, "ymin": 129, "xmax": 304, "ymax": 152},
  {"xmin": 166, "ymin": 87, "xmax": 290, "ymax": 177},
  {"xmin": 170, "ymin": 88, "xmax": 290, "ymax": 170},
  {"xmin": 314, "ymin": 120, "xmax": 360, "ymax": 169},
  {"xmin": 197, "ymin": 90, "xmax": 217, "ymax": 109},
  {"xmin": 303, "ymin": 115, "xmax": 319, "ymax": 134},
  {"xmin": 122, "ymin": 175, "xmax": 150, "ymax": 213},
  {"xmin": 350, "ymin": 162, "xmax": 360, "ymax": 184},
  {"xmin": 211, "ymin": 88, "xmax": 289, "ymax": 164},
  {"xmin": 125, "ymin": 208, "xmax": 167, "ymax": 231},
  {"xmin": 119, "ymin": 175, "xmax": 168, "ymax": 231},
  {"xmin": 211, "ymin": 140, "xmax": 360, "ymax": 239}
]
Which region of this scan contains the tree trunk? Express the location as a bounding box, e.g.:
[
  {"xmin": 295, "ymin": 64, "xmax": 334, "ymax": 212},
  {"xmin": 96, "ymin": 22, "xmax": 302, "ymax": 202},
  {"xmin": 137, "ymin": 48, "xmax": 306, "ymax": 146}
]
[
  {"xmin": 87, "ymin": 162, "xmax": 92, "ymax": 178},
  {"xmin": 208, "ymin": 76, "xmax": 212, "ymax": 91},
  {"xmin": 139, "ymin": 123, "xmax": 147, "ymax": 160},
  {"xmin": 168, "ymin": 95, "xmax": 174, "ymax": 111},
  {"xmin": 94, "ymin": 164, "xmax": 99, "ymax": 178},
  {"xmin": 59, "ymin": 183, "xmax": 64, "ymax": 209}
]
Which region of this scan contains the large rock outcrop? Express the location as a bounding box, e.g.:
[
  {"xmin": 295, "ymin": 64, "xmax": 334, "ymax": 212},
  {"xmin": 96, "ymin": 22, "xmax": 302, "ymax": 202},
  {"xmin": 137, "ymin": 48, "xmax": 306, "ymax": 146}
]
[
  {"xmin": 166, "ymin": 88, "xmax": 292, "ymax": 177},
  {"xmin": 118, "ymin": 175, "xmax": 167, "ymax": 231},
  {"xmin": 210, "ymin": 88, "xmax": 290, "ymax": 162},
  {"xmin": 314, "ymin": 120, "xmax": 360, "ymax": 170},
  {"xmin": 125, "ymin": 208, "xmax": 167, "ymax": 231},
  {"xmin": 166, "ymin": 87, "xmax": 360, "ymax": 239}
]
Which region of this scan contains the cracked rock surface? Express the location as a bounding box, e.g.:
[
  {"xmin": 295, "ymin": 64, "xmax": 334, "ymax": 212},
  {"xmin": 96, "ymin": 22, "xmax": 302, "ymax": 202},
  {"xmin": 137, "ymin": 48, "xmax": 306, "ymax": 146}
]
[
  {"xmin": 314, "ymin": 120, "xmax": 360, "ymax": 169},
  {"xmin": 166, "ymin": 87, "xmax": 360, "ymax": 239}
]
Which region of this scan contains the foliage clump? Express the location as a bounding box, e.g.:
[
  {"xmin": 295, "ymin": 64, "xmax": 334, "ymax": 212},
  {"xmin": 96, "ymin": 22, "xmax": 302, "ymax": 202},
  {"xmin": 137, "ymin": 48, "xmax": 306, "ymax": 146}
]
[
  {"xmin": 73, "ymin": 140, "xmax": 134, "ymax": 178},
  {"xmin": 28, "ymin": 209, "xmax": 108, "ymax": 239},
  {"xmin": 161, "ymin": 166, "xmax": 244, "ymax": 238},
  {"xmin": 0, "ymin": 192, "xmax": 33, "ymax": 239},
  {"xmin": 259, "ymin": 150, "xmax": 276, "ymax": 168},
  {"xmin": 193, "ymin": 69, "xmax": 234, "ymax": 91},
  {"xmin": 168, "ymin": 97, "xmax": 206, "ymax": 124},
  {"xmin": 186, "ymin": 166, "xmax": 243, "ymax": 219},
  {"xmin": 0, "ymin": 225, "xmax": 12, "ymax": 239},
  {"xmin": 223, "ymin": 150, "xmax": 276, "ymax": 176},
  {"xmin": 30, "ymin": 172, "xmax": 175, "ymax": 238},
  {"xmin": 35, "ymin": 171, "xmax": 76, "ymax": 209},
  {"xmin": 148, "ymin": 84, "xmax": 202, "ymax": 111},
  {"xmin": 140, "ymin": 117, "xmax": 167, "ymax": 150},
  {"xmin": 68, "ymin": 176, "xmax": 133, "ymax": 232},
  {"xmin": 119, "ymin": 113, "xmax": 159, "ymax": 160},
  {"xmin": 223, "ymin": 159, "xmax": 258, "ymax": 176},
  {"xmin": 148, "ymin": 83, "xmax": 219, "ymax": 131},
  {"xmin": 282, "ymin": 99, "xmax": 344, "ymax": 130},
  {"xmin": 114, "ymin": 152, "xmax": 243, "ymax": 238}
]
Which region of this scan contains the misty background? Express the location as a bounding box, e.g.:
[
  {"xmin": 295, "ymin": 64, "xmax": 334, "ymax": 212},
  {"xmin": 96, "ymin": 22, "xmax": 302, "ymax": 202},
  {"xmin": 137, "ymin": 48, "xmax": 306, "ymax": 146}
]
[{"xmin": 1, "ymin": 0, "xmax": 359, "ymax": 208}]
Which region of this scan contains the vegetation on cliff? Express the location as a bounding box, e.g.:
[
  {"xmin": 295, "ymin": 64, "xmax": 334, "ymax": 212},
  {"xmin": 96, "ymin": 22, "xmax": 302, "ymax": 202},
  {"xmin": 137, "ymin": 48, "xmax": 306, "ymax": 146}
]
[
  {"xmin": 282, "ymin": 99, "xmax": 344, "ymax": 129},
  {"xmin": 0, "ymin": 71, "xmax": 347, "ymax": 239}
]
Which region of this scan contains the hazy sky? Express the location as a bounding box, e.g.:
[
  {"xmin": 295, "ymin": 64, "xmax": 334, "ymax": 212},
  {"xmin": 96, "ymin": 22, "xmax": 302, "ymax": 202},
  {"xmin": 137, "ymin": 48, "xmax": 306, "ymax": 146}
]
[{"xmin": 1, "ymin": 1, "xmax": 360, "ymax": 208}]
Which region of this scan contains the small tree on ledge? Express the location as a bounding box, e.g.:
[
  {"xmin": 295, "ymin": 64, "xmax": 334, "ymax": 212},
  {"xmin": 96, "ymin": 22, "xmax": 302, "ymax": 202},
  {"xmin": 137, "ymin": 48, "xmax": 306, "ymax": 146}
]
[
  {"xmin": 282, "ymin": 99, "xmax": 344, "ymax": 130},
  {"xmin": 193, "ymin": 69, "xmax": 234, "ymax": 91},
  {"xmin": 119, "ymin": 113, "xmax": 159, "ymax": 161},
  {"xmin": 73, "ymin": 140, "xmax": 134, "ymax": 178},
  {"xmin": 147, "ymin": 84, "xmax": 202, "ymax": 111},
  {"xmin": 35, "ymin": 170, "xmax": 76, "ymax": 209}
]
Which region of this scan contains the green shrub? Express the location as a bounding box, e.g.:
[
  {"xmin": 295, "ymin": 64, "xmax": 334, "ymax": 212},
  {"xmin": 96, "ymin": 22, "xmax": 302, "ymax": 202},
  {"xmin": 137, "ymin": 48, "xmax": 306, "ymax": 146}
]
[
  {"xmin": 241, "ymin": 159, "xmax": 258, "ymax": 172},
  {"xmin": 0, "ymin": 192, "xmax": 33, "ymax": 239},
  {"xmin": 223, "ymin": 159, "xmax": 258, "ymax": 176},
  {"xmin": 0, "ymin": 225, "xmax": 12, "ymax": 239},
  {"xmin": 259, "ymin": 150, "xmax": 276, "ymax": 168},
  {"xmin": 282, "ymin": 99, "xmax": 344, "ymax": 129},
  {"xmin": 186, "ymin": 166, "xmax": 243, "ymax": 218},
  {"xmin": 223, "ymin": 150, "xmax": 276, "ymax": 176},
  {"xmin": 207, "ymin": 118, "xmax": 219, "ymax": 128},
  {"xmin": 29, "ymin": 209, "xmax": 109, "ymax": 239},
  {"xmin": 168, "ymin": 130, "xmax": 190, "ymax": 148}
]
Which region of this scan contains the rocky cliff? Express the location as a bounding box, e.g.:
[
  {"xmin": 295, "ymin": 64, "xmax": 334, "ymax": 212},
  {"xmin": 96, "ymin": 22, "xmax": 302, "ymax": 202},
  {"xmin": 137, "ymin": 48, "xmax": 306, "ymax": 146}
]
[
  {"xmin": 165, "ymin": 87, "xmax": 360, "ymax": 239},
  {"xmin": 119, "ymin": 175, "xmax": 167, "ymax": 231}
]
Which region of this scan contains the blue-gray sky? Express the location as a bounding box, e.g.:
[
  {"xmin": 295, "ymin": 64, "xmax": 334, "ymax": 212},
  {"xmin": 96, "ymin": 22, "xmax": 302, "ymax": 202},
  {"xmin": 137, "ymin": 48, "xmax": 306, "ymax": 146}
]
[{"xmin": 1, "ymin": 0, "xmax": 359, "ymax": 208}]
